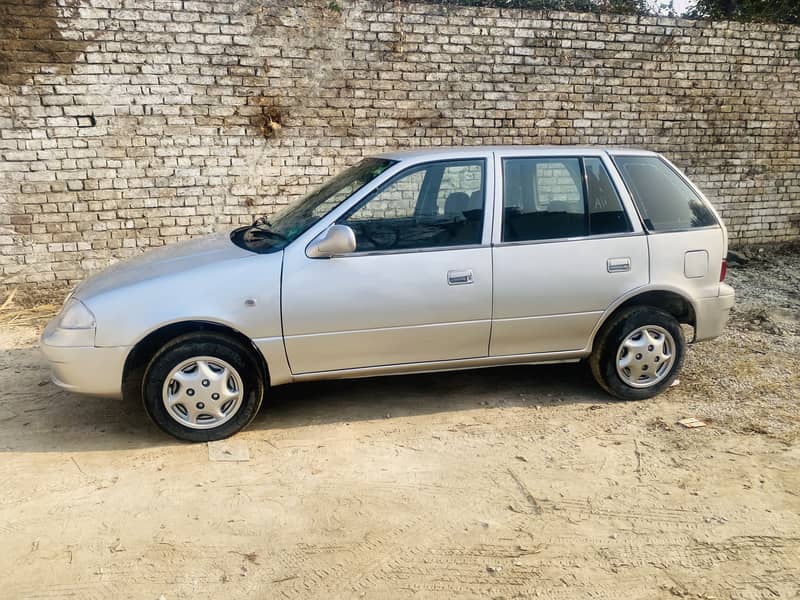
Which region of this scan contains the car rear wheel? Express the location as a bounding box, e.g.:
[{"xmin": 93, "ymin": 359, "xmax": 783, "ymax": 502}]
[
  {"xmin": 589, "ymin": 306, "xmax": 685, "ymax": 401},
  {"xmin": 143, "ymin": 332, "xmax": 265, "ymax": 442}
]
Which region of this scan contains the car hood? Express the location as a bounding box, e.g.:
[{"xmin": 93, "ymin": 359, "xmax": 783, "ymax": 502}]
[{"xmin": 73, "ymin": 232, "xmax": 253, "ymax": 301}]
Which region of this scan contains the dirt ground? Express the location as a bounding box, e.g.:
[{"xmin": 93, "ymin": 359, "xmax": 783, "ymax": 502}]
[{"xmin": 1, "ymin": 246, "xmax": 798, "ymax": 600}]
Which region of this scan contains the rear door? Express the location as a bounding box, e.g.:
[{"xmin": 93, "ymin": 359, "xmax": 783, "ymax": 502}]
[{"xmin": 490, "ymin": 151, "xmax": 649, "ymax": 356}]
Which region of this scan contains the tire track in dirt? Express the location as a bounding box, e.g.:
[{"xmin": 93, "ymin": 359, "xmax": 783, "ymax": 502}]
[
  {"xmin": 530, "ymin": 495, "xmax": 712, "ymax": 529},
  {"xmin": 271, "ymin": 513, "xmax": 437, "ymax": 598},
  {"xmin": 49, "ymin": 541, "xmax": 261, "ymax": 597},
  {"xmin": 360, "ymin": 534, "xmax": 800, "ymax": 598},
  {"xmin": 360, "ymin": 547, "xmax": 664, "ymax": 600},
  {"xmin": 596, "ymin": 535, "xmax": 800, "ymax": 569},
  {"xmin": 6, "ymin": 581, "xmax": 118, "ymax": 600}
]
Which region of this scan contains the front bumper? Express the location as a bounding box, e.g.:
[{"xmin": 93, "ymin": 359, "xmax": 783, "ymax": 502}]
[
  {"xmin": 40, "ymin": 318, "xmax": 128, "ymax": 398},
  {"xmin": 694, "ymin": 283, "xmax": 735, "ymax": 342}
]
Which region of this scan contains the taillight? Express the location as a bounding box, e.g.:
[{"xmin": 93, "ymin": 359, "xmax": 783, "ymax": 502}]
[{"xmin": 720, "ymin": 259, "xmax": 727, "ymax": 282}]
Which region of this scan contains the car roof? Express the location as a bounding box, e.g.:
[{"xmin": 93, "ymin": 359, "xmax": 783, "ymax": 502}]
[{"xmin": 376, "ymin": 145, "xmax": 658, "ymax": 162}]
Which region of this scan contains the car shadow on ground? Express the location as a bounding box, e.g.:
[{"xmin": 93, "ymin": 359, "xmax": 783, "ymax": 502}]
[
  {"xmin": 255, "ymin": 362, "xmax": 604, "ymax": 431},
  {"xmin": 0, "ymin": 345, "xmax": 606, "ymax": 454}
]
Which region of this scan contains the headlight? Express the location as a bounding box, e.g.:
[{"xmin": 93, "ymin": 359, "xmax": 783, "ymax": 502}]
[{"xmin": 58, "ymin": 298, "xmax": 96, "ymax": 330}]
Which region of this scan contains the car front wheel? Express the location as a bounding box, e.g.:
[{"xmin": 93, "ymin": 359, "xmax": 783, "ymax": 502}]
[
  {"xmin": 589, "ymin": 306, "xmax": 685, "ymax": 401},
  {"xmin": 143, "ymin": 332, "xmax": 265, "ymax": 442}
]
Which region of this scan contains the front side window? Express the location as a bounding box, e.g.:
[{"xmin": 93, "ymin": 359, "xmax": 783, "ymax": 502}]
[
  {"xmin": 613, "ymin": 155, "xmax": 717, "ymax": 231},
  {"xmin": 502, "ymin": 156, "xmax": 632, "ymax": 242},
  {"xmin": 340, "ymin": 159, "xmax": 485, "ymax": 252}
]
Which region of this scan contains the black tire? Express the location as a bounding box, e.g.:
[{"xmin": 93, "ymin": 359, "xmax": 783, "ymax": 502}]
[
  {"xmin": 142, "ymin": 332, "xmax": 265, "ymax": 442},
  {"xmin": 589, "ymin": 306, "xmax": 685, "ymax": 401}
]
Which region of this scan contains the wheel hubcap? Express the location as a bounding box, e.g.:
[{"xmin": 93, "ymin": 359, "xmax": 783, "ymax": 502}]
[
  {"xmin": 162, "ymin": 357, "xmax": 244, "ymax": 429},
  {"xmin": 616, "ymin": 325, "xmax": 676, "ymax": 389}
]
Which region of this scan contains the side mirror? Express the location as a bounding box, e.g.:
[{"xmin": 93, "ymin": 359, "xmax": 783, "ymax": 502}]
[{"xmin": 306, "ymin": 224, "xmax": 356, "ymax": 258}]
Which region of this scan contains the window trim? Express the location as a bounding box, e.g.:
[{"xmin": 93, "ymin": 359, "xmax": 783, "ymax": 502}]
[
  {"xmin": 610, "ymin": 155, "xmax": 720, "ymax": 234},
  {"xmin": 335, "ymin": 157, "xmax": 489, "ymax": 255},
  {"xmin": 583, "ymin": 156, "xmax": 634, "ymax": 237},
  {"xmin": 578, "ymin": 157, "xmax": 591, "ymax": 235},
  {"xmin": 499, "ymin": 155, "xmax": 634, "ymax": 244},
  {"xmin": 331, "ymin": 242, "xmax": 489, "ymax": 258},
  {"xmin": 493, "ymin": 230, "xmax": 645, "ymax": 249}
]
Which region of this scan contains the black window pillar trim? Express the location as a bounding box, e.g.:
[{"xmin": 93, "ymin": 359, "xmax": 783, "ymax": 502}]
[{"xmin": 578, "ymin": 157, "xmax": 591, "ymax": 238}]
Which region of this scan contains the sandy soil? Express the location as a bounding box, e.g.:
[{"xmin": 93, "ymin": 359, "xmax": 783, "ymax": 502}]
[{"xmin": 1, "ymin": 247, "xmax": 798, "ymax": 600}]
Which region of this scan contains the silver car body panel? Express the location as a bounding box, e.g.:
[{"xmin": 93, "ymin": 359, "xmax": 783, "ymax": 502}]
[
  {"xmin": 71, "ymin": 233, "xmax": 251, "ymax": 300},
  {"xmin": 40, "ymin": 145, "xmax": 734, "ymax": 398},
  {"xmin": 83, "ymin": 248, "xmax": 284, "ymax": 348},
  {"xmin": 695, "ymin": 282, "xmax": 735, "ymax": 341},
  {"xmin": 252, "ymin": 336, "xmax": 293, "ymax": 386},
  {"xmin": 44, "ymin": 236, "xmax": 292, "ymax": 395},
  {"xmin": 490, "ymin": 235, "xmax": 649, "ymax": 355},
  {"xmin": 282, "ymin": 244, "xmax": 493, "ymax": 373},
  {"xmin": 40, "ymin": 317, "xmax": 128, "ymax": 396}
]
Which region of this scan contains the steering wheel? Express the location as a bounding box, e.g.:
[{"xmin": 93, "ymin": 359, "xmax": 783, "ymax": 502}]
[{"xmin": 359, "ymin": 223, "xmax": 400, "ymax": 250}]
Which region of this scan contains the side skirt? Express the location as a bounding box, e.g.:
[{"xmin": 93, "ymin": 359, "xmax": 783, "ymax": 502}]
[{"xmin": 290, "ymin": 350, "xmax": 588, "ymax": 383}]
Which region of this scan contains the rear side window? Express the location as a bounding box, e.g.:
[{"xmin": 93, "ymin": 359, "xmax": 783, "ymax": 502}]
[
  {"xmin": 503, "ymin": 157, "xmax": 585, "ymax": 242},
  {"xmin": 613, "ymin": 156, "xmax": 717, "ymax": 231},
  {"xmin": 502, "ymin": 157, "xmax": 631, "ymax": 242}
]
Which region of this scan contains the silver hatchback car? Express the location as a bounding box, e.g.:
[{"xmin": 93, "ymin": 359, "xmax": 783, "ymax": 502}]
[{"xmin": 42, "ymin": 147, "xmax": 735, "ymax": 441}]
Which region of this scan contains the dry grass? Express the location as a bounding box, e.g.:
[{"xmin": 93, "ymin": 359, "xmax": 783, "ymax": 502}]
[
  {"xmin": 0, "ymin": 287, "xmax": 61, "ymax": 328},
  {"xmin": 0, "ymin": 304, "xmax": 59, "ymax": 328}
]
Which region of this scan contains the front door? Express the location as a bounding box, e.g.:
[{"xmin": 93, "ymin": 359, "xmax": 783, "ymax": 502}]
[
  {"xmin": 282, "ymin": 158, "xmax": 493, "ymax": 374},
  {"xmin": 490, "ymin": 153, "xmax": 649, "ymax": 356}
]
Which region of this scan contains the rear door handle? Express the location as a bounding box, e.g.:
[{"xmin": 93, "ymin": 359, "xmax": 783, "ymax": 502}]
[
  {"xmin": 447, "ymin": 269, "xmax": 473, "ymax": 285},
  {"xmin": 607, "ymin": 257, "xmax": 631, "ymax": 273}
]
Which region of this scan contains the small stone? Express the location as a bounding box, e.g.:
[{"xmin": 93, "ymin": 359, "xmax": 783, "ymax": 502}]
[{"xmin": 486, "ymin": 565, "xmax": 502, "ymax": 574}]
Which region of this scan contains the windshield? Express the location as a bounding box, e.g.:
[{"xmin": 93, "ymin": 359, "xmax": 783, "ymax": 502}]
[{"xmin": 231, "ymin": 158, "xmax": 396, "ymax": 253}]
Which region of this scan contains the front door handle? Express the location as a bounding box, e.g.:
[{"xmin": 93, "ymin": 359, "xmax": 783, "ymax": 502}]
[
  {"xmin": 447, "ymin": 269, "xmax": 473, "ymax": 286},
  {"xmin": 607, "ymin": 257, "xmax": 631, "ymax": 273}
]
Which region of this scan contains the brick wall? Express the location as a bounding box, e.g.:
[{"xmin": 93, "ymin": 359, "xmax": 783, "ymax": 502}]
[{"xmin": 1, "ymin": 0, "xmax": 799, "ymax": 292}]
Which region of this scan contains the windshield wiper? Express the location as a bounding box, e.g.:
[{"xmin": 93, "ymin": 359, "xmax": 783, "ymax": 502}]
[
  {"xmin": 252, "ymin": 216, "xmax": 274, "ymax": 227},
  {"xmin": 248, "ymin": 222, "xmax": 287, "ymax": 241}
]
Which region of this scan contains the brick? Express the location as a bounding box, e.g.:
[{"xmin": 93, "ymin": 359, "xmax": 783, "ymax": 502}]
[{"xmin": 0, "ymin": 1, "xmax": 798, "ymax": 293}]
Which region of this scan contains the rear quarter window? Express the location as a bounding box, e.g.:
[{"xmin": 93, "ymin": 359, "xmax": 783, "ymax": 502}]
[{"xmin": 613, "ymin": 156, "xmax": 717, "ymax": 231}]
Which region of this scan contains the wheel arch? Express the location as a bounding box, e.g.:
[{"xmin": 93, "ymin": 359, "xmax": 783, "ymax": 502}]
[
  {"xmin": 588, "ymin": 287, "xmax": 698, "ymax": 351},
  {"xmin": 122, "ymin": 320, "xmax": 270, "ymax": 402}
]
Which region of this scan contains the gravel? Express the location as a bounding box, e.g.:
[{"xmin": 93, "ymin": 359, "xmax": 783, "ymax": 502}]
[{"xmin": 680, "ymin": 243, "xmax": 800, "ymax": 442}]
